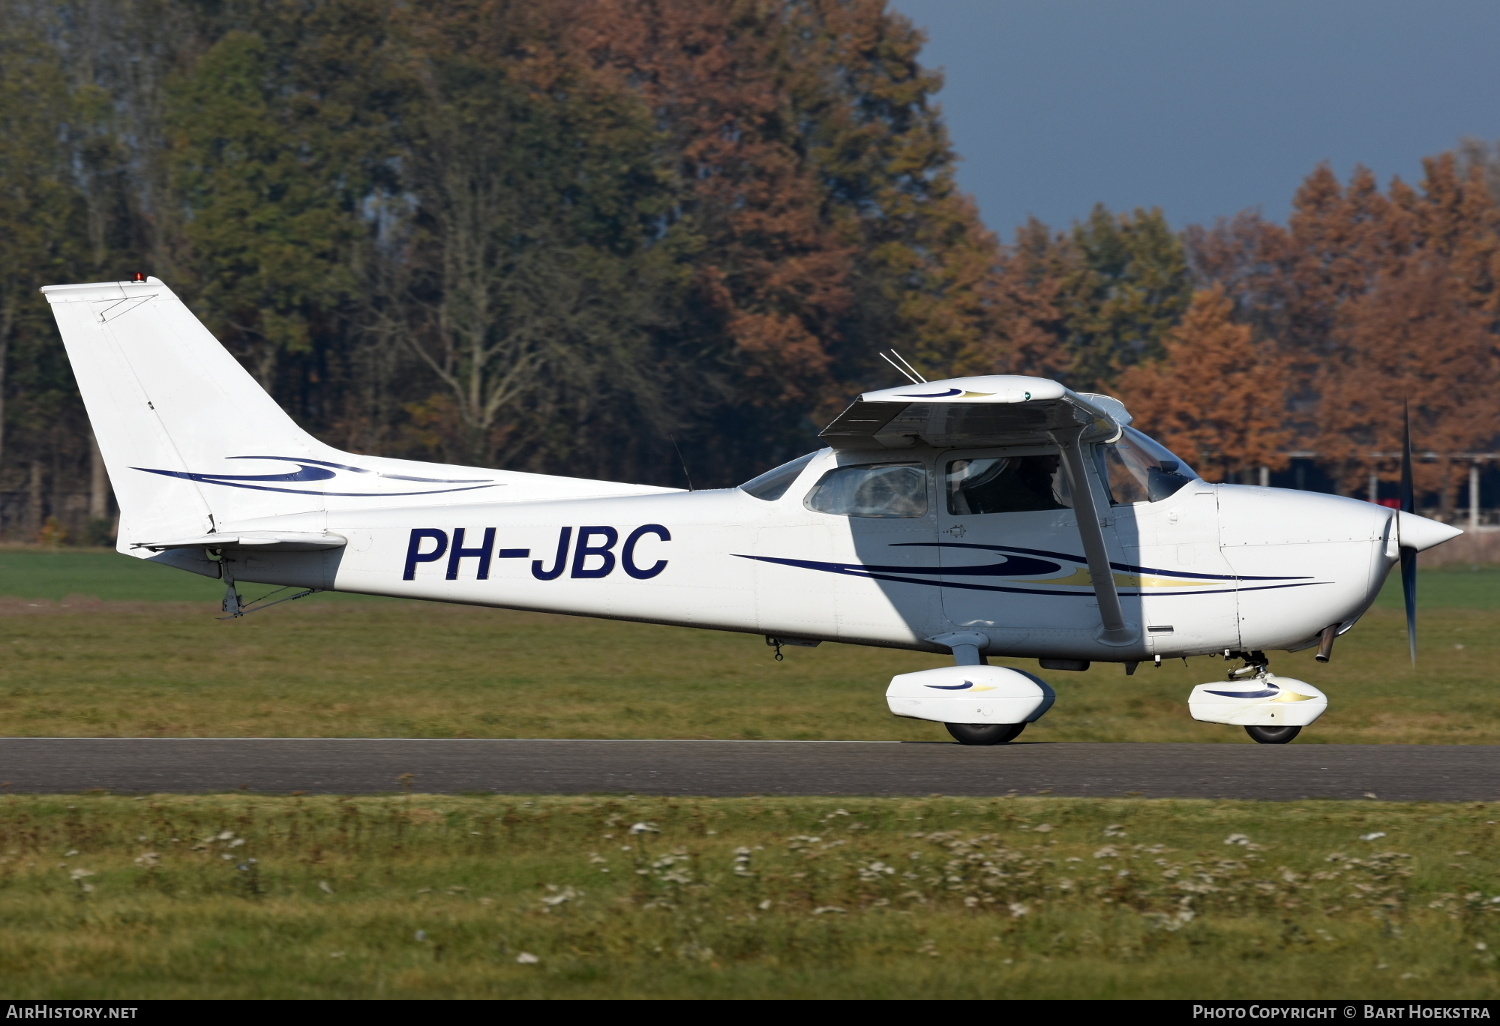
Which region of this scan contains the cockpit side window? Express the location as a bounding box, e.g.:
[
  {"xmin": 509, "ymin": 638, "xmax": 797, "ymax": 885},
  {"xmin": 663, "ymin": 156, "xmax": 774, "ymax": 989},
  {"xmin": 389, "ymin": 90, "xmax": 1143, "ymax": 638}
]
[
  {"xmin": 946, "ymin": 455, "xmax": 1071, "ymax": 515},
  {"xmin": 740, "ymin": 452, "xmax": 818, "ymax": 501},
  {"xmin": 804, "ymin": 463, "xmax": 929, "ymax": 518},
  {"xmin": 1098, "ymin": 427, "xmax": 1199, "ymax": 504}
]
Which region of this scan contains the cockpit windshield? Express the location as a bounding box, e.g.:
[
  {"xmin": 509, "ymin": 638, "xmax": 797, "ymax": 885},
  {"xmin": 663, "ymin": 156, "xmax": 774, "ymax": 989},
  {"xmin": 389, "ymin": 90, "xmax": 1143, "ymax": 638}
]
[{"xmin": 1098, "ymin": 427, "xmax": 1199, "ymax": 504}]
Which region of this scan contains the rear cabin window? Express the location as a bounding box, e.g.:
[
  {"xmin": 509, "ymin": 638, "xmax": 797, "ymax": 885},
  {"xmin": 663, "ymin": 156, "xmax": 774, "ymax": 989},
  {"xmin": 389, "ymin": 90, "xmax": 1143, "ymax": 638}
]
[
  {"xmin": 740, "ymin": 452, "xmax": 818, "ymax": 501},
  {"xmin": 804, "ymin": 463, "xmax": 928, "ymax": 518},
  {"xmin": 946, "ymin": 455, "xmax": 1071, "ymax": 515}
]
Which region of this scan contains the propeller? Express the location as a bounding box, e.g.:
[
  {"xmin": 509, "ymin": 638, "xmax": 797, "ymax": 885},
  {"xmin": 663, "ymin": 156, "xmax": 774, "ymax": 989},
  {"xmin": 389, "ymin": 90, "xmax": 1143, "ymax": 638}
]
[{"xmin": 1398, "ymin": 401, "xmax": 1418, "ymax": 665}]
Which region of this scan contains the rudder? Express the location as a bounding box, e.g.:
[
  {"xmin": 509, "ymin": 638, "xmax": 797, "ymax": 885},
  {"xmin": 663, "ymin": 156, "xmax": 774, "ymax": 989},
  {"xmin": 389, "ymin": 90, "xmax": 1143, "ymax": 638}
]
[{"xmin": 43, "ymin": 277, "xmax": 334, "ymax": 551}]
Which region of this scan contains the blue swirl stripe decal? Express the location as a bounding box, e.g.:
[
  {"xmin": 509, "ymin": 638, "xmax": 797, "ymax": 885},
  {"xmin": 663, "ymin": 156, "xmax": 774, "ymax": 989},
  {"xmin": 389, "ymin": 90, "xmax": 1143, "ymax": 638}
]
[
  {"xmin": 133, "ymin": 455, "xmax": 499, "ymax": 498},
  {"xmin": 902, "ymin": 542, "xmax": 1309, "ymax": 583},
  {"xmin": 898, "ymin": 387, "xmax": 964, "ymax": 398},
  {"xmin": 733, "ymin": 543, "xmax": 1321, "ymax": 598},
  {"xmin": 1203, "ymin": 686, "xmax": 1281, "ymax": 699}
]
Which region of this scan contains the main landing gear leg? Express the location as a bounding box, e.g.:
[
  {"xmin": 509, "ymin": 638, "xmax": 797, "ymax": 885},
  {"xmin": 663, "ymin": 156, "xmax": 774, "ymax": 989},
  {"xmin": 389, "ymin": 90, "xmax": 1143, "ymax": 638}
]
[
  {"xmin": 887, "ymin": 634, "xmax": 1054, "ymax": 746},
  {"xmin": 932, "ymin": 631, "xmax": 1028, "ymax": 746}
]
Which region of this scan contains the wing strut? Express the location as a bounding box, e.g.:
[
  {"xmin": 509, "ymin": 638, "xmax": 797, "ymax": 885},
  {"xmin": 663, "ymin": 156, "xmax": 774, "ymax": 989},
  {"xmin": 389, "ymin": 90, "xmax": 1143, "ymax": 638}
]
[{"xmin": 1051, "ymin": 426, "xmax": 1134, "ymax": 646}]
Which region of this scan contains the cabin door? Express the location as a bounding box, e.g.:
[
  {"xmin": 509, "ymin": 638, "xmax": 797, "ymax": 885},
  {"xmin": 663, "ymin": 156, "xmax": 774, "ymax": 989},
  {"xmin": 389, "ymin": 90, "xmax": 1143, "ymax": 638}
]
[{"xmin": 934, "ymin": 447, "xmax": 1107, "ymax": 636}]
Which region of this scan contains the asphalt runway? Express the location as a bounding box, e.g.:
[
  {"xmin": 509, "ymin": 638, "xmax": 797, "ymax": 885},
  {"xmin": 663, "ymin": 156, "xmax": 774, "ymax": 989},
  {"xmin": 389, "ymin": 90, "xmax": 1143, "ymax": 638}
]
[{"xmin": 0, "ymin": 738, "xmax": 1495, "ymax": 801}]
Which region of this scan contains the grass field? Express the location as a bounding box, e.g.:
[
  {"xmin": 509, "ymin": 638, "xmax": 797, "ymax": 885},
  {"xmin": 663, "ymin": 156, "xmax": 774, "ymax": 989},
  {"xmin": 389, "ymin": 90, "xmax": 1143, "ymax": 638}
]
[
  {"xmin": 0, "ymin": 793, "xmax": 1496, "ymax": 999},
  {"xmin": 0, "ymin": 549, "xmax": 1496, "ymax": 743},
  {"xmin": 1, "ymin": 551, "xmax": 1495, "ymax": 999}
]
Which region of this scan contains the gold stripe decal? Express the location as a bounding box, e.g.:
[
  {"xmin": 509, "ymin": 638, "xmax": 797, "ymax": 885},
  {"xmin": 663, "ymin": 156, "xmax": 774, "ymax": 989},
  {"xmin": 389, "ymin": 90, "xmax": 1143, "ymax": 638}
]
[{"xmin": 1010, "ymin": 568, "xmax": 1224, "ymax": 589}]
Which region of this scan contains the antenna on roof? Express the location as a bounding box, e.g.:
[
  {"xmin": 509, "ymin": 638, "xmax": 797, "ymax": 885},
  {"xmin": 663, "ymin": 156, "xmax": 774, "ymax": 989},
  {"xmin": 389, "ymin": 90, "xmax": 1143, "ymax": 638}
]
[
  {"xmin": 669, "ymin": 434, "xmax": 695, "ymax": 492},
  {"xmin": 879, "ymin": 350, "xmax": 927, "ymax": 384}
]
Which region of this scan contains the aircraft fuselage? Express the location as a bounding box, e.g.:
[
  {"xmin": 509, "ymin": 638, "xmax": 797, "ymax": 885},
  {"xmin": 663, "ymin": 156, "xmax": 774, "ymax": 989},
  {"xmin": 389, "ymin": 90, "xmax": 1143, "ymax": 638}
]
[{"xmin": 194, "ymin": 446, "xmax": 1398, "ymax": 664}]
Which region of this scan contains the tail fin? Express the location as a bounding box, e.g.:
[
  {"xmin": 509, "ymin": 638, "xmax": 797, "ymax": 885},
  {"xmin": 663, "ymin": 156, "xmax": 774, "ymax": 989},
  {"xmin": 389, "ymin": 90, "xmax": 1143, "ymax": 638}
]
[
  {"xmin": 45, "ymin": 278, "xmax": 670, "ymax": 555},
  {"xmin": 44, "ymin": 278, "xmax": 341, "ymax": 550}
]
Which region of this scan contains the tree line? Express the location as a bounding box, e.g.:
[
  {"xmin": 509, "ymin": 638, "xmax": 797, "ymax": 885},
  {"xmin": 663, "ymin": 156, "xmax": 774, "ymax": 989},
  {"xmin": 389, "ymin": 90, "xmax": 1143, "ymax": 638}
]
[{"xmin": 0, "ymin": 0, "xmax": 1495, "ymax": 542}]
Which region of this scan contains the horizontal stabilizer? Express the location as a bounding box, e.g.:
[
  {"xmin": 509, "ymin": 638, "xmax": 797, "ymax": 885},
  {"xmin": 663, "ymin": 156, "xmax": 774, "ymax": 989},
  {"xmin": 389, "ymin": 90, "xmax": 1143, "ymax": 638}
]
[{"xmin": 133, "ymin": 532, "xmax": 348, "ymax": 552}]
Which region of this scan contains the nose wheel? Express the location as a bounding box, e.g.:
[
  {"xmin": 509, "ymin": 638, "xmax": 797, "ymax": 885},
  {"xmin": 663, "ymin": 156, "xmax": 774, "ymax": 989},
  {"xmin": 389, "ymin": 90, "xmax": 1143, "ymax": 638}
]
[
  {"xmin": 1244, "ymin": 724, "xmax": 1301, "ymax": 745},
  {"xmin": 1189, "ymin": 652, "xmax": 1326, "ymax": 744},
  {"xmin": 945, "ymin": 722, "xmax": 1026, "ymax": 746}
]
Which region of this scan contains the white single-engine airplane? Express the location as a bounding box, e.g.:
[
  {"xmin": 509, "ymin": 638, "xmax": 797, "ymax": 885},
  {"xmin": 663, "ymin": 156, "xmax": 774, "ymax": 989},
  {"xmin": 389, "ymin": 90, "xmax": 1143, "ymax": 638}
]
[{"xmin": 44, "ymin": 277, "xmax": 1463, "ymax": 745}]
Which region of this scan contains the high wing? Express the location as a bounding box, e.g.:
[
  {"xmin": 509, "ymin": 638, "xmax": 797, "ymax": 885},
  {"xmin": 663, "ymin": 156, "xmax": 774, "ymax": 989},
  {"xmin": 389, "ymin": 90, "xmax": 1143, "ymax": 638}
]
[
  {"xmin": 823, "ymin": 374, "xmax": 1136, "ymax": 646},
  {"xmin": 820, "ymin": 375, "xmax": 1130, "ymax": 450}
]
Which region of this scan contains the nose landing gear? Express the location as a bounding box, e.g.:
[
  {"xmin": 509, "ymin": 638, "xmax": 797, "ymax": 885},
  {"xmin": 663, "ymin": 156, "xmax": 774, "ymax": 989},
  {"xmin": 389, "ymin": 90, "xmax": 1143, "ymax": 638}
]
[{"xmin": 1187, "ymin": 651, "xmax": 1328, "ymax": 744}]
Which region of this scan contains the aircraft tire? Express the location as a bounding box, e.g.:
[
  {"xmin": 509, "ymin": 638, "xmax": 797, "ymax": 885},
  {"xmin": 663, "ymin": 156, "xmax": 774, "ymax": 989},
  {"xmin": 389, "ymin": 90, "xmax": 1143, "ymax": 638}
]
[
  {"xmin": 945, "ymin": 722, "xmax": 1026, "ymax": 746},
  {"xmin": 1244, "ymin": 724, "xmax": 1302, "ymax": 745}
]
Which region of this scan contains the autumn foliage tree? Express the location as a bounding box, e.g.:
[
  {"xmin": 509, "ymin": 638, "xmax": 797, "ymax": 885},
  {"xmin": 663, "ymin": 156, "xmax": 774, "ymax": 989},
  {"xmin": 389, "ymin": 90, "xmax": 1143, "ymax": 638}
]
[
  {"xmin": 1186, "ymin": 156, "xmax": 1500, "ymax": 508},
  {"xmin": 0, "ymin": 0, "xmax": 1010, "ymax": 536},
  {"xmin": 1116, "ymin": 287, "xmax": 1291, "ymax": 482},
  {"xmin": 6, "ymin": 0, "xmax": 1500, "ymax": 540},
  {"xmin": 971, "ymin": 206, "xmax": 1193, "ymax": 393},
  {"xmin": 570, "ymin": 0, "xmax": 1006, "ymax": 451}
]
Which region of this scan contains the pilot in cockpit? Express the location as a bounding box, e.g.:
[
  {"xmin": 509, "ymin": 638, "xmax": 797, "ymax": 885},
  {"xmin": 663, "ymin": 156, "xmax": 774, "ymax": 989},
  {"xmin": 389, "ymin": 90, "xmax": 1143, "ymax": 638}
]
[
  {"xmin": 1012, "ymin": 454, "xmax": 1067, "ymax": 510},
  {"xmin": 947, "ymin": 454, "xmax": 1069, "ymax": 515}
]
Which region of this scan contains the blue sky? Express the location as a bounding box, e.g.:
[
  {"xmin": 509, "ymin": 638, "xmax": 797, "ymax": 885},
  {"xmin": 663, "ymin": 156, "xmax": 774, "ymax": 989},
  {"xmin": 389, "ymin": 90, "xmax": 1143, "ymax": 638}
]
[{"xmin": 889, "ymin": 0, "xmax": 1500, "ymax": 239}]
